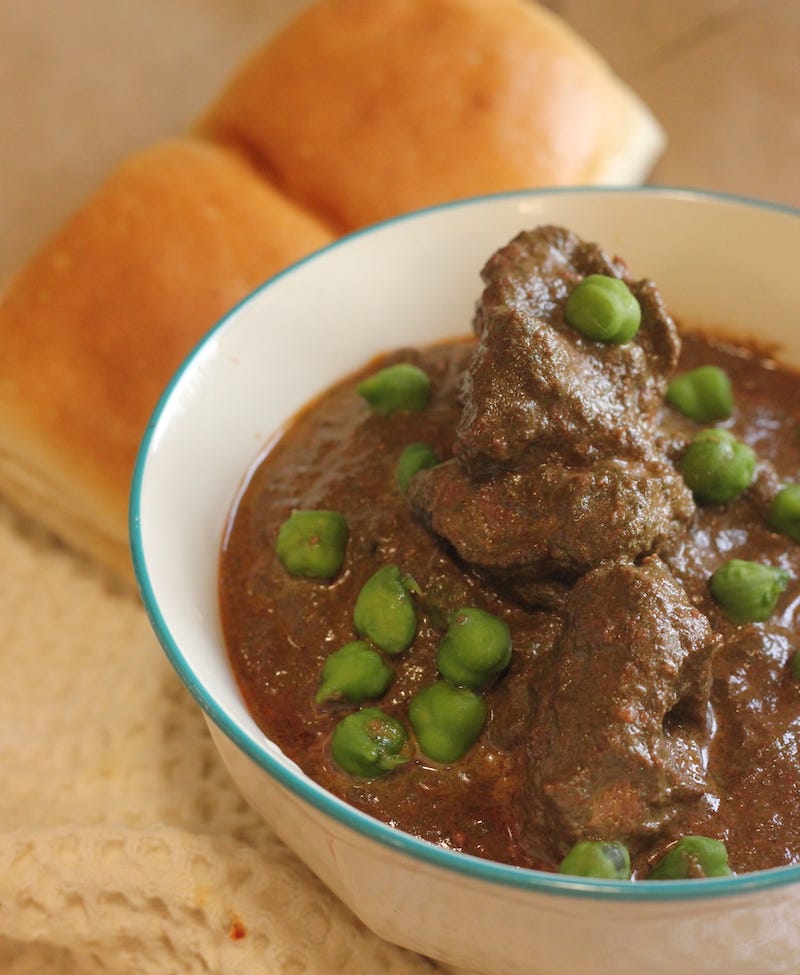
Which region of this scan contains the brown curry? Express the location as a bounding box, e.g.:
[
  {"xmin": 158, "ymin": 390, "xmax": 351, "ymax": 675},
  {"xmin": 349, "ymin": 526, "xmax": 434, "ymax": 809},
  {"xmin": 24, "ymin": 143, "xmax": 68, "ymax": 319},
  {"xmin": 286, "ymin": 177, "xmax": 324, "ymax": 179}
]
[{"xmin": 219, "ymin": 227, "xmax": 800, "ymax": 878}]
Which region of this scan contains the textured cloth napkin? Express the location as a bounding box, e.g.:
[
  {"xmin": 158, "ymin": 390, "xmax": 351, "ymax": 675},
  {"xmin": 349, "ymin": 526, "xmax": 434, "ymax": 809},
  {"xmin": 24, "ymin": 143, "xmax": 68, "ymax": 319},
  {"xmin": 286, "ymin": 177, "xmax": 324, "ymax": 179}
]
[{"xmin": 0, "ymin": 504, "xmax": 468, "ymax": 974}]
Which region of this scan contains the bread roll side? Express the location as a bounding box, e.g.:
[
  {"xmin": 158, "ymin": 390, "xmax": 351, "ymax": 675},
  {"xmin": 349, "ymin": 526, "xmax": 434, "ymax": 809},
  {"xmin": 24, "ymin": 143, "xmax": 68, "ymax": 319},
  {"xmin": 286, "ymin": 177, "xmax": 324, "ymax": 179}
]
[
  {"xmin": 0, "ymin": 137, "xmax": 335, "ymax": 581},
  {"xmin": 199, "ymin": 0, "xmax": 665, "ymax": 232}
]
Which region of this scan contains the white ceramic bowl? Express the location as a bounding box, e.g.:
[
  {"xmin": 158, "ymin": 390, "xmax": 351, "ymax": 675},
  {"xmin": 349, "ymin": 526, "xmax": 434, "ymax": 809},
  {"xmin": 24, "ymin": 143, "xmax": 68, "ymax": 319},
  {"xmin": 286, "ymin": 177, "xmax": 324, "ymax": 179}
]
[{"xmin": 131, "ymin": 188, "xmax": 800, "ymax": 975}]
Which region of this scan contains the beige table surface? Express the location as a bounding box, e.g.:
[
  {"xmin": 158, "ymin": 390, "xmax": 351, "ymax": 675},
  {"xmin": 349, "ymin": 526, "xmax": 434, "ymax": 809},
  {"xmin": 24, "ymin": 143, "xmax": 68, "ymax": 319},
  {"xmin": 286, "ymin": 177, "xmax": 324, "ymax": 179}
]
[{"xmin": 0, "ymin": 2, "xmax": 798, "ymax": 974}]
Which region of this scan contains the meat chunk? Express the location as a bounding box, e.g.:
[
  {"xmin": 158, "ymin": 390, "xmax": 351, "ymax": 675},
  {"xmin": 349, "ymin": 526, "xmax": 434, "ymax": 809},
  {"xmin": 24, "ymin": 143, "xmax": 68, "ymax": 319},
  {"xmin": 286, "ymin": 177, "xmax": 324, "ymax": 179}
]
[
  {"xmin": 521, "ymin": 558, "xmax": 718, "ymax": 859},
  {"xmin": 411, "ymin": 456, "xmax": 693, "ymax": 605},
  {"xmin": 460, "ymin": 225, "xmax": 681, "ymax": 469},
  {"xmin": 409, "ymin": 226, "xmax": 694, "ymax": 602}
]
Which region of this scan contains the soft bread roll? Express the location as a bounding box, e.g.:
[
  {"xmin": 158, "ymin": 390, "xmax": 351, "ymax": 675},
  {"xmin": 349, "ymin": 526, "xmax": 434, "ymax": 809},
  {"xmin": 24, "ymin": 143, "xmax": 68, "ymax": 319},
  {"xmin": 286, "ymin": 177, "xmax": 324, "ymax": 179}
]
[
  {"xmin": 0, "ymin": 0, "xmax": 665, "ymax": 582},
  {"xmin": 199, "ymin": 0, "xmax": 665, "ymax": 232},
  {"xmin": 0, "ymin": 137, "xmax": 335, "ymax": 580}
]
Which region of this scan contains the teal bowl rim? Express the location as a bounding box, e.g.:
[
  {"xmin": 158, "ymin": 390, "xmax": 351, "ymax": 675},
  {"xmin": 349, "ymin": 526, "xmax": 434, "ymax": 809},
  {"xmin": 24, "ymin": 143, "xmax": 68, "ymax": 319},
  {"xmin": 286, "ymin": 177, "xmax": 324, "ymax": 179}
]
[{"xmin": 130, "ymin": 184, "xmax": 800, "ymax": 902}]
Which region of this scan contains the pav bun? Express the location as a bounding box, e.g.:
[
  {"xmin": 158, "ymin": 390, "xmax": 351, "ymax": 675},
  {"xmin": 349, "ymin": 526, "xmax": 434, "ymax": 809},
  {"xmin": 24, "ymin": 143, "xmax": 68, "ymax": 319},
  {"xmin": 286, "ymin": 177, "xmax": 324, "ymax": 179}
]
[
  {"xmin": 0, "ymin": 137, "xmax": 334, "ymax": 580},
  {"xmin": 200, "ymin": 0, "xmax": 665, "ymax": 231},
  {"xmin": 0, "ymin": 0, "xmax": 664, "ymax": 581}
]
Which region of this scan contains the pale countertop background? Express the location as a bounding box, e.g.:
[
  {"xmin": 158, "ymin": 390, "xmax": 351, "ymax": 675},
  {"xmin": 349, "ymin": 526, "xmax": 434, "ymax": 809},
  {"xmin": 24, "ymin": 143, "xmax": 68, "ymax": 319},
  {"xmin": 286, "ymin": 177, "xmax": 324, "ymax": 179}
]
[{"xmin": 1, "ymin": 0, "xmax": 798, "ymax": 286}]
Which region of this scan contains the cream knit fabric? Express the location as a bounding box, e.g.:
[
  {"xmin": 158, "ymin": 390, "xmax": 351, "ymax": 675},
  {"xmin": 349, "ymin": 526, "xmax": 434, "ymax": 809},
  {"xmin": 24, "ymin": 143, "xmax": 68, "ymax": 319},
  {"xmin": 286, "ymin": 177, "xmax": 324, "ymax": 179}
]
[{"xmin": 0, "ymin": 503, "xmax": 477, "ymax": 974}]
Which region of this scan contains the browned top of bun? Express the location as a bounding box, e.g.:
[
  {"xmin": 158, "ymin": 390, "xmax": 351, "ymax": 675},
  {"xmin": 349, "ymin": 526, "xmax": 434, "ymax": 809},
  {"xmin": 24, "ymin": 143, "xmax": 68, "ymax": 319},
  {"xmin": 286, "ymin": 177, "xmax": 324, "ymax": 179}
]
[
  {"xmin": 0, "ymin": 0, "xmax": 664, "ymax": 579},
  {"xmin": 0, "ymin": 137, "xmax": 335, "ymax": 537},
  {"xmin": 200, "ymin": 0, "xmax": 663, "ymax": 232}
]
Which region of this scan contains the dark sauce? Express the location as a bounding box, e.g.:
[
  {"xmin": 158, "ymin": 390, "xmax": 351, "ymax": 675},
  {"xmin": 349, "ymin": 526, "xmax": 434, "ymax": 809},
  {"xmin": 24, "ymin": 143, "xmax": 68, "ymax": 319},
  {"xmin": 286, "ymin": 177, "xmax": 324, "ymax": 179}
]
[{"xmin": 219, "ymin": 332, "xmax": 800, "ymax": 875}]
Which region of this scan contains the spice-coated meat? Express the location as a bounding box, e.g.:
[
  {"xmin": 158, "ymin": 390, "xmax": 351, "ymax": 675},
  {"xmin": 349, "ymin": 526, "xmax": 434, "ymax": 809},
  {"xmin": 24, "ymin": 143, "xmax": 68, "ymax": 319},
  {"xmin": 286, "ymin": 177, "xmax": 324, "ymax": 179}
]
[
  {"xmin": 522, "ymin": 557, "xmax": 719, "ymax": 860},
  {"xmin": 409, "ymin": 226, "xmax": 694, "ymax": 603}
]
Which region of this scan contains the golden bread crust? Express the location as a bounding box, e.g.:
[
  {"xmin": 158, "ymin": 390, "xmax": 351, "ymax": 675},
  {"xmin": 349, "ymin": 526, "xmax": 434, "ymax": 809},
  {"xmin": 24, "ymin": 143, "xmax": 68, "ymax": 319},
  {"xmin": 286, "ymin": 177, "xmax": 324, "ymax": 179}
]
[
  {"xmin": 0, "ymin": 137, "xmax": 335, "ymax": 575},
  {"xmin": 199, "ymin": 0, "xmax": 664, "ymax": 231},
  {"xmin": 0, "ymin": 0, "xmax": 664, "ymax": 579}
]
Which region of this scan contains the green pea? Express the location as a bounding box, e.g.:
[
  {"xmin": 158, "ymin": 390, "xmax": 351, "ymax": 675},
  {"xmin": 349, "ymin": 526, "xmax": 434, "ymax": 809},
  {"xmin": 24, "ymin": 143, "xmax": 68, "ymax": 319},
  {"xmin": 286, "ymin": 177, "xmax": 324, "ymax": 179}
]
[
  {"xmin": 649, "ymin": 836, "xmax": 733, "ymax": 879},
  {"xmin": 558, "ymin": 840, "xmax": 631, "ymax": 880},
  {"xmin": 357, "ymin": 363, "xmax": 431, "ymax": 415},
  {"xmin": 409, "ymin": 680, "xmax": 487, "ymax": 763},
  {"xmin": 710, "ymin": 558, "xmax": 790, "ymax": 624},
  {"xmin": 768, "ymin": 484, "xmax": 800, "ymax": 542},
  {"xmin": 679, "ymin": 428, "xmax": 756, "ymax": 505},
  {"xmin": 330, "ymin": 708, "xmax": 410, "ymax": 779},
  {"xmin": 353, "ymin": 565, "xmax": 419, "ymax": 654},
  {"xmin": 396, "ymin": 442, "xmax": 440, "ymax": 493},
  {"xmin": 276, "ymin": 509, "xmax": 348, "ymax": 579},
  {"xmin": 564, "ymin": 274, "xmax": 641, "ymax": 344},
  {"xmin": 315, "ymin": 641, "xmax": 393, "ymax": 705},
  {"xmin": 666, "ymin": 365, "xmax": 733, "ymax": 423},
  {"xmin": 436, "ymin": 606, "xmax": 512, "ymax": 689}
]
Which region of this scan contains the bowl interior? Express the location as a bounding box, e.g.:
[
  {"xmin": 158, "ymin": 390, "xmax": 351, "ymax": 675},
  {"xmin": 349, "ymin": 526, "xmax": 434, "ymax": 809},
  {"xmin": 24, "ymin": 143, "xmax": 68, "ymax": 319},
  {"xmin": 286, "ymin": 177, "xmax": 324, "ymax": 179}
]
[{"xmin": 131, "ymin": 186, "xmax": 800, "ymax": 898}]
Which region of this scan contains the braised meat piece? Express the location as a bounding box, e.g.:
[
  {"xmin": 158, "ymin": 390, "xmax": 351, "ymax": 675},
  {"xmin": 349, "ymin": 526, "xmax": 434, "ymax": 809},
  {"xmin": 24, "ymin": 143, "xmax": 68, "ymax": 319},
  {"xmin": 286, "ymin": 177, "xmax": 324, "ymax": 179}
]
[
  {"xmin": 409, "ymin": 226, "xmax": 694, "ymax": 603},
  {"xmin": 411, "ymin": 457, "xmax": 693, "ymax": 605},
  {"xmin": 460, "ymin": 225, "xmax": 680, "ymax": 468},
  {"xmin": 521, "ymin": 558, "xmax": 719, "ymax": 860}
]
